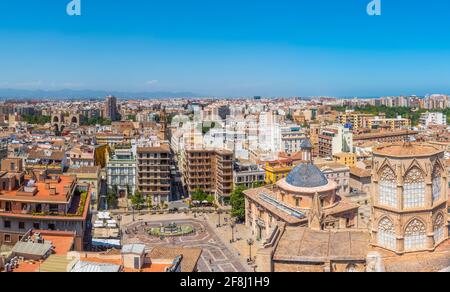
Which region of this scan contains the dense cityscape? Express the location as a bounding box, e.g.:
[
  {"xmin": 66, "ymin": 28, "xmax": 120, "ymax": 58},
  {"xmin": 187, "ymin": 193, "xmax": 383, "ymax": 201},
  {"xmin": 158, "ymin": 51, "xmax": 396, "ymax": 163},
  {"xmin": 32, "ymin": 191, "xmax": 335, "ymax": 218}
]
[{"xmin": 0, "ymin": 94, "xmax": 448, "ymax": 272}]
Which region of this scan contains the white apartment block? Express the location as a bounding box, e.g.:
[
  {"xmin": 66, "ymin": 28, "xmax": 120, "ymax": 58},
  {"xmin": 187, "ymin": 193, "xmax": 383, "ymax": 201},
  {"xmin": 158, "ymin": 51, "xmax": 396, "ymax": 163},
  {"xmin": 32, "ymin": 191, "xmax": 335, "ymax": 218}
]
[{"xmin": 420, "ymin": 112, "xmax": 447, "ymax": 127}]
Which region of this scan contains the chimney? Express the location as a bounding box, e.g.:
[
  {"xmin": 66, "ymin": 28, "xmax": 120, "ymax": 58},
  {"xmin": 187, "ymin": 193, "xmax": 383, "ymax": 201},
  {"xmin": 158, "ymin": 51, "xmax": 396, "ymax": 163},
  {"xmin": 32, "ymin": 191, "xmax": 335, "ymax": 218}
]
[
  {"xmin": 49, "ymin": 188, "xmax": 57, "ymax": 196},
  {"xmin": 45, "ymin": 183, "xmax": 50, "ymax": 190}
]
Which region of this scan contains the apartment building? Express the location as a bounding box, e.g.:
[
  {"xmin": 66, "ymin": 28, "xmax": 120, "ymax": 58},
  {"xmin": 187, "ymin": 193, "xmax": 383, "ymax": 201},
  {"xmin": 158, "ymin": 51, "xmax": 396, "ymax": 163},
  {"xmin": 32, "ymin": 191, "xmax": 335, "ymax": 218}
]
[
  {"xmin": 280, "ymin": 126, "xmax": 305, "ymax": 154},
  {"xmin": 181, "ymin": 148, "xmax": 233, "ymax": 205},
  {"xmin": 137, "ymin": 142, "xmax": 172, "ymax": 205},
  {"xmin": 25, "ymin": 149, "xmax": 68, "ymax": 174},
  {"xmin": 233, "ymin": 162, "xmax": 265, "ymax": 189},
  {"xmin": 104, "ymin": 95, "xmax": 119, "ymax": 121},
  {"xmin": 367, "ymin": 116, "xmax": 411, "ymax": 130},
  {"xmin": 316, "ymin": 161, "xmax": 350, "ymax": 197},
  {"xmin": 338, "ymin": 113, "xmax": 374, "ymax": 130},
  {"xmin": 106, "ymin": 144, "xmax": 137, "ymax": 199},
  {"xmin": 68, "ymin": 144, "xmax": 96, "ymax": 167},
  {"xmin": 0, "ymin": 137, "xmax": 7, "ymax": 164},
  {"xmin": 0, "ymin": 159, "xmax": 90, "ymax": 250},
  {"xmin": 95, "ymin": 133, "xmax": 125, "ymax": 148},
  {"xmin": 263, "ymin": 159, "xmax": 294, "ymax": 185},
  {"xmin": 353, "ymin": 129, "xmax": 418, "ymax": 144},
  {"xmin": 333, "ymin": 152, "xmax": 357, "ymax": 167},
  {"xmin": 67, "ymin": 166, "xmax": 101, "ymax": 204},
  {"xmin": 420, "ymin": 112, "xmax": 447, "ymax": 127},
  {"xmin": 318, "ymin": 125, "xmax": 353, "ymax": 158}
]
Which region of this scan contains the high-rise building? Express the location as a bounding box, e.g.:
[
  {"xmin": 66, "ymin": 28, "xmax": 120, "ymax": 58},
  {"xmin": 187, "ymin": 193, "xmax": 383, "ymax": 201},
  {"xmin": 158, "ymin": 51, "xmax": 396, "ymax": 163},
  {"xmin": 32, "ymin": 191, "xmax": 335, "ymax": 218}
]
[
  {"xmin": 104, "ymin": 95, "xmax": 119, "ymax": 121},
  {"xmin": 137, "ymin": 142, "xmax": 172, "ymax": 205},
  {"xmin": 181, "ymin": 148, "xmax": 233, "ymax": 205}
]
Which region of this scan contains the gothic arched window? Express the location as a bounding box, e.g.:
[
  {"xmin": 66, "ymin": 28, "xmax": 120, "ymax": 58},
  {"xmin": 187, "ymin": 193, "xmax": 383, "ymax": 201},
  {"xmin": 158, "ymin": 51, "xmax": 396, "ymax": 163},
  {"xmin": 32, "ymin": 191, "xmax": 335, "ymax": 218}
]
[
  {"xmin": 403, "ymin": 168, "xmax": 425, "ymax": 209},
  {"xmin": 378, "ymin": 217, "xmax": 396, "ymax": 250},
  {"xmin": 379, "ymin": 167, "xmax": 397, "ymax": 208},
  {"xmin": 404, "ymin": 219, "xmax": 427, "ymax": 251},
  {"xmin": 433, "ymin": 214, "xmax": 445, "ymax": 244},
  {"xmin": 432, "ymin": 166, "xmax": 442, "ymax": 204}
]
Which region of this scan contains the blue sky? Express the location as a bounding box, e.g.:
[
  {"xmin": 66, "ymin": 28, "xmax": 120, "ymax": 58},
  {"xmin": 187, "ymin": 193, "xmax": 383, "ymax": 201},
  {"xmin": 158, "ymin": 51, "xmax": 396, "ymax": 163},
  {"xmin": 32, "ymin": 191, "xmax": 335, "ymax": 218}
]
[{"xmin": 0, "ymin": 0, "xmax": 449, "ymax": 97}]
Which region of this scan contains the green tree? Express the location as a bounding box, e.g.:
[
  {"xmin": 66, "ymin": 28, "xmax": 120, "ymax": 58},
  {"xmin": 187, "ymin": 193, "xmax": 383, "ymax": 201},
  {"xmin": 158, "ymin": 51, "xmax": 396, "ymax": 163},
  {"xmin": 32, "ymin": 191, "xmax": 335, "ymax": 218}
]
[
  {"xmin": 130, "ymin": 191, "xmax": 145, "ymax": 210},
  {"xmin": 146, "ymin": 195, "xmax": 153, "ymax": 209},
  {"xmin": 191, "ymin": 188, "xmax": 215, "ymax": 203},
  {"xmin": 230, "ymin": 186, "xmax": 246, "ymax": 222},
  {"xmin": 105, "ymin": 186, "xmax": 119, "ymax": 210},
  {"xmin": 22, "ymin": 115, "xmax": 51, "ymax": 125},
  {"xmin": 191, "ymin": 188, "xmax": 208, "ymax": 202},
  {"xmin": 82, "ymin": 117, "xmax": 112, "ymax": 126}
]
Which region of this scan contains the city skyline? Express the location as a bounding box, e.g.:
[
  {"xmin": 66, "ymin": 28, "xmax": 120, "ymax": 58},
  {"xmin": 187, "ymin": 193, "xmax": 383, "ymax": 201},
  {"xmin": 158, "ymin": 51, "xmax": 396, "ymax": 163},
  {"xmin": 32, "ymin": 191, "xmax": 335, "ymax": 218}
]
[{"xmin": 1, "ymin": 0, "xmax": 450, "ymax": 97}]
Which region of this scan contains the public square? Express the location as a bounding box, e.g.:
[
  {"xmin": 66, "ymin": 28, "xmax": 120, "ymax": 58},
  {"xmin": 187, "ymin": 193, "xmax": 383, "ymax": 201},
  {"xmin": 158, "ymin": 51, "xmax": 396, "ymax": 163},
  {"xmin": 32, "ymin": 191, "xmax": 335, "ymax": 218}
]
[{"xmin": 121, "ymin": 213, "xmax": 253, "ymax": 272}]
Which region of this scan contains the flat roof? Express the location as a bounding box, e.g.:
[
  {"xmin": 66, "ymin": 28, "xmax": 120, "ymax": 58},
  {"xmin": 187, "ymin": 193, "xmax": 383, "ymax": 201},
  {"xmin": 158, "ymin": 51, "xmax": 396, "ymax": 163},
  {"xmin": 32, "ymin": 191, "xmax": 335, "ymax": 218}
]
[{"xmin": 0, "ymin": 175, "xmax": 75, "ymax": 204}]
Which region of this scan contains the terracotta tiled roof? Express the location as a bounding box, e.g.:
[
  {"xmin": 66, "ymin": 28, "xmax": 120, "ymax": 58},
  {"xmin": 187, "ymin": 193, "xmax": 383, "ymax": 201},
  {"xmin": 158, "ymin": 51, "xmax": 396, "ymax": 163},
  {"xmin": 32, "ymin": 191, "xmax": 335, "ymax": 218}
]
[
  {"xmin": 274, "ymin": 227, "xmax": 370, "ymax": 262},
  {"xmin": 349, "ymin": 167, "xmax": 371, "ymax": 178}
]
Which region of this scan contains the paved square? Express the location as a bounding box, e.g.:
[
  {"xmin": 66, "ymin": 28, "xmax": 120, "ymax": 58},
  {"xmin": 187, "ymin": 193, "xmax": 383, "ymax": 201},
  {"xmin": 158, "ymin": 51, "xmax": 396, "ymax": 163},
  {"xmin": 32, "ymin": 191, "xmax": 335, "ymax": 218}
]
[{"xmin": 122, "ymin": 218, "xmax": 248, "ymax": 272}]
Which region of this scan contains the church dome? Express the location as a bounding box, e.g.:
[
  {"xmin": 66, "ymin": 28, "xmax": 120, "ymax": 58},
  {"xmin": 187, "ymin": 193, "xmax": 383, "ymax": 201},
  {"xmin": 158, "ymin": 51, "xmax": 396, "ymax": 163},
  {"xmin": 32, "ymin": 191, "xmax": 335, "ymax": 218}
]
[{"xmin": 285, "ymin": 163, "xmax": 328, "ymax": 188}]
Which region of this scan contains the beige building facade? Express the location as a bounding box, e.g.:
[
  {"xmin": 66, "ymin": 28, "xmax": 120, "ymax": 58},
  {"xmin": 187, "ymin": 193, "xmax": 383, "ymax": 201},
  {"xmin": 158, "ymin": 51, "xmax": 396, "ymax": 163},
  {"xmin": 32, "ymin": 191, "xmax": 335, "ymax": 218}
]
[{"xmin": 371, "ymin": 143, "xmax": 448, "ymax": 254}]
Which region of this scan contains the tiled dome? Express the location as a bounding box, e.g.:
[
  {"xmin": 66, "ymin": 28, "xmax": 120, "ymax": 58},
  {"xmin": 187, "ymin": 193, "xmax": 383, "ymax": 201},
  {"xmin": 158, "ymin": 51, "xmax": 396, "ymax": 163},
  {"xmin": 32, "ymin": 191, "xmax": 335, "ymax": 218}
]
[{"xmin": 285, "ymin": 163, "xmax": 328, "ymax": 188}]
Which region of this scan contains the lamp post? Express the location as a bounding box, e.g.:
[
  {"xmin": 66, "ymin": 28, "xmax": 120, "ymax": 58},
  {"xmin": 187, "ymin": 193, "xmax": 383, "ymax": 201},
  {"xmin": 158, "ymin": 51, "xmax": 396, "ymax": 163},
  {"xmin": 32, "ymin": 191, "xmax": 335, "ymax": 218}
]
[
  {"xmin": 247, "ymin": 238, "xmax": 254, "ymax": 263},
  {"xmin": 132, "ymin": 206, "xmax": 135, "ymax": 222},
  {"xmin": 230, "ymin": 221, "xmax": 236, "ymax": 243},
  {"xmin": 217, "ymin": 209, "xmax": 222, "ymax": 227}
]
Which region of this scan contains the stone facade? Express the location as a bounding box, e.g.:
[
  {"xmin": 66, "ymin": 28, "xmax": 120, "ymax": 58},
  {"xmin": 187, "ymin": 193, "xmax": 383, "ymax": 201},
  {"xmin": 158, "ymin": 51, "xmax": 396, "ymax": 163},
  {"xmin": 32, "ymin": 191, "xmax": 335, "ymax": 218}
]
[{"xmin": 371, "ymin": 143, "xmax": 448, "ymax": 254}]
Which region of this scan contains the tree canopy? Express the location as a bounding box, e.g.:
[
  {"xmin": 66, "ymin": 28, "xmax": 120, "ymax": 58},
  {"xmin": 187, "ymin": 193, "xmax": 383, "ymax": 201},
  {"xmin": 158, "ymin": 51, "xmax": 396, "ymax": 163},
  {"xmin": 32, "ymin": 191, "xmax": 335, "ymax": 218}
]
[{"xmin": 230, "ymin": 186, "xmax": 246, "ymax": 222}]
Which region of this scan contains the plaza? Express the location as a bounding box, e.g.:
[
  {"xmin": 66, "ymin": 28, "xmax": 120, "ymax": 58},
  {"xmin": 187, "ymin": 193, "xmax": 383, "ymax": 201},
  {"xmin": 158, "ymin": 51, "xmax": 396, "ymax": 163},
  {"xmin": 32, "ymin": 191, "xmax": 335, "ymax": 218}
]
[{"xmin": 121, "ymin": 213, "xmax": 250, "ymax": 272}]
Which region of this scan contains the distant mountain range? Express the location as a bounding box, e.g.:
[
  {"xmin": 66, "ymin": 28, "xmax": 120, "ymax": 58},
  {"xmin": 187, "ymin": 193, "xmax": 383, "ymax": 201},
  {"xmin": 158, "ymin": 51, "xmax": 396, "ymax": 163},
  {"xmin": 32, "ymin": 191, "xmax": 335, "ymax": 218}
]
[{"xmin": 0, "ymin": 89, "xmax": 200, "ymax": 99}]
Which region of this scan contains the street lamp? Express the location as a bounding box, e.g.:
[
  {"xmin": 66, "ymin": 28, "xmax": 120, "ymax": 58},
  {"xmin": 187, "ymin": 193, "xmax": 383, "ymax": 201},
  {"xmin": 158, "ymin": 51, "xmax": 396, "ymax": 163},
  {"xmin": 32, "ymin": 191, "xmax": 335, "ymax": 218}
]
[
  {"xmin": 230, "ymin": 221, "xmax": 236, "ymax": 243},
  {"xmin": 217, "ymin": 209, "xmax": 222, "ymax": 227},
  {"xmin": 132, "ymin": 206, "xmax": 135, "ymax": 222},
  {"xmin": 247, "ymin": 238, "xmax": 254, "ymax": 263}
]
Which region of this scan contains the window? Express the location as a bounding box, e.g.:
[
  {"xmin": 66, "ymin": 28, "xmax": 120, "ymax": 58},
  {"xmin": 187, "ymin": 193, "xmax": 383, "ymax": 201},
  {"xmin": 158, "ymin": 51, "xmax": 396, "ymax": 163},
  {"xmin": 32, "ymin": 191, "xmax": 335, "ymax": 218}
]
[
  {"xmin": 48, "ymin": 223, "xmax": 56, "ymax": 231},
  {"xmin": 433, "ymin": 214, "xmax": 445, "ymax": 244},
  {"xmin": 404, "ymin": 219, "xmax": 427, "ymax": 251},
  {"xmin": 33, "ymin": 223, "xmax": 40, "ymax": 230},
  {"xmin": 49, "ymin": 204, "xmax": 59, "ymax": 213},
  {"xmin": 4, "ymin": 221, "xmax": 11, "ymax": 229},
  {"xmin": 295, "ymin": 197, "xmax": 301, "ymax": 207},
  {"xmin": 378, "ymin": 217, "xmax": 396, "ymax": 250},
  {"xmin": 432, "ymin": 166, "xmax": 441, "ymax": 204},
  {"xmin": 379, "ymin": 167, "xmax": 397, "ymax": 208},
  {"xmin": 403, "ymin": 168, "xmax": 425, "ymax": 209},
  {"xmin": 18, "ymin": 222, "xmax": 25, "ymax": 230},
  {"xmin": 4, "ymin": 234, "xmax": 11, "ymax": 243}
]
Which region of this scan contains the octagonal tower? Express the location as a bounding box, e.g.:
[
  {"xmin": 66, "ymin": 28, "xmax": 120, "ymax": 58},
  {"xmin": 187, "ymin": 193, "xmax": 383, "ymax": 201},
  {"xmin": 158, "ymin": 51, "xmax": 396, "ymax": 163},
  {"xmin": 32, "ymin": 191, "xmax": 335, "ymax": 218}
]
[{"xmin": 371, "ymin": 143, "xmax": 448, "ymax": 254}]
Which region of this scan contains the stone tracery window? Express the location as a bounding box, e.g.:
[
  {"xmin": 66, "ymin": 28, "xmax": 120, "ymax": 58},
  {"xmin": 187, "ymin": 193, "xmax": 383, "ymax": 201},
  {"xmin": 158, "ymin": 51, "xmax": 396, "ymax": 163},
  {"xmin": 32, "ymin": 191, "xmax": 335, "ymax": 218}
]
[
  {"xmin": 403, "ymin": 167, "xmax": 425, "ymax": 209},
  {"xmin": 404, "ymin": 219, "xmax": 427, "ymax": 251},
  {"xmin": 433, "ymin": 214, "xmax": 445, "ymax": 244},
  {"xmin": 432, "ymin": 166, "xmax": 442, "ymax": 204},
  {"xmin": 378, "ymin": 217, "xmax": 396, "ymax": 250},
  {"xmin": 379, "ymin": 167, "xmax": 397, "ymax": 208}
]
